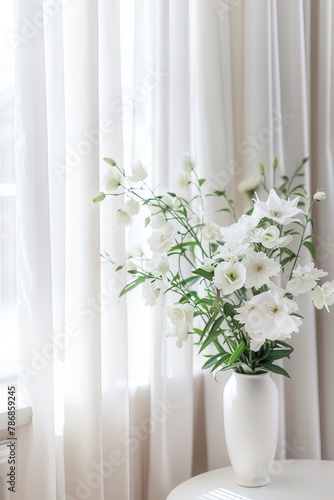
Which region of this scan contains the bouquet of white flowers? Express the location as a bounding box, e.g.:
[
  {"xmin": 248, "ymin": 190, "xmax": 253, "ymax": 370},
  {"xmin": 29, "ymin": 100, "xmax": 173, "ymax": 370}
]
[{"xmin": 93, "ymin": 157, "xmax": 333, "ymax": 378}]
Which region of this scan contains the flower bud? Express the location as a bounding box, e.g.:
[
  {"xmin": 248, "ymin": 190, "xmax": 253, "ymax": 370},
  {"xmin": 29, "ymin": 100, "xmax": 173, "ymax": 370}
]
[
  {"xmin": 313, "ymin": 190, "xmax": 326, "ymax": 202},
  {"xmin": 181, "ymin": 154, "xmax": 195, "ymax": 172},
  {"xmin": 117, "ymin": 209, "xmax": 132, "ymax": 226},
  {"xmin": 92, "ymin": 192, "xmax": 106, "ymax": 203},
  {"xmin": 237, "ymin": 175, "xmax": 260, "ymax": 195},
  {"xmin": 258, "ymin": 162, "xmax": 265, "ymax": 175},
  {"xmin": 104, "ymin": 158, "xmax": 117, "ymax": 166}
]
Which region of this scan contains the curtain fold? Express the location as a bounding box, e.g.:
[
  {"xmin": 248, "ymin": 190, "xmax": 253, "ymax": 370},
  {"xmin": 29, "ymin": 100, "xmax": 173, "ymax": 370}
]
[
  {"xmin": 15, "ymin": 0, "xmax": 56, "ymax": 498},
  {"xmin": 14, "ymin": 1, "xmax": 334, "ymax": 499},
  {"xmin": 62, "ymin": 0, "xmax": 103, "ymax": 498}
]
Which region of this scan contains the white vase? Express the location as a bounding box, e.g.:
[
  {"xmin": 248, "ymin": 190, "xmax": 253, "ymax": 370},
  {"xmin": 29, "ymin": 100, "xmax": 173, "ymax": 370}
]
[{"xmin": 223, "ymin": 371, "xmax": 279, "ymax": 487}]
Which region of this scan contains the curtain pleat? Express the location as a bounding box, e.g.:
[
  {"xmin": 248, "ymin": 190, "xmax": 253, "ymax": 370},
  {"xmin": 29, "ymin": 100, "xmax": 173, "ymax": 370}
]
[
  {"xmin": 99, "ymin": 1, "xmax": 131, "ymax": 499},
  {"xmin": 61, "ymin": 0, "xmax": 103, "ymax": 498},
  {"xmin": 15, "ymin": 0, "xmax": 56, "ymax": 498},
  {"xmin": 310, "ymin": 0, "xmax": 334, "ymax": 460}
]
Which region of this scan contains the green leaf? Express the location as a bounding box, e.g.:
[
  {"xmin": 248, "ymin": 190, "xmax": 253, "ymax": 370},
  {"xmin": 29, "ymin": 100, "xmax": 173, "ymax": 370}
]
[
  {"xmin": 127, "ymin": 269, "xmax": 137, "ymax": 275},
  {"xmin": 192, "ymin": 268, "xmax": 214, "ymax": 280},
  {"xmin": 254, "ymin": 342, "xmax": 272, "ymax": 362},
  {"xmin": 229, "ymin": 341, "xmax": 246, "ymax": 365},
  {"xmin": 290, "ymin": 183, "xmax": 306, "ymax": 192},
  {"xmin": 199, "ymin": 310, "xmax": 219, "ymax": 342},
  {"xmin": 209, "ymin": 355, "xmax": 234, "ymax": 373},
  {"xmin": 275, "ymin": 340, "xmax": 294, "ymax": 349},
  {"xmin": 119, "ymin": 276, "xmax": 146, "ymax": 297},
  {"xmin": 303, "ymin": 241, "xmax": 316, "ymax": 259},
  {"xmin": 281, "ymin": 247, "xmax": 295, "ymax": 256},
  {"xmin": 284, "ymin": 229, "xmax": 300, "ymax": 236},
  {"xmin": 280, "ymin": 255, "xmax": 295, "ymax": 267},
  {"xmin": 216, "ymin": 361, "xmax": 245, "ymax": 373},
  {"xmin": 179, "ymin": 275, "xmax": 201, "ymax": 287},
  {"xmin": 304, "ymin": 233, "xmax": 318, "ymax": 241},
  {"xmin": 202, "ymin": 353, "xmax": 229, "ymax": 370},
  {"xmin": 168, "ymin": 241, "xmax": 198, "ymax": 253},
  {"xmin": 145, "ymin": 217, "xmax": 151, "ymax": 228},
  {"xmin": 292, "ymin": 220, "xmax": 304, "ymax": 228},
  {"xmin": 260, "ymin": 363, "xmax": 291, "ymax": 378},
  {"xmin": 115, "ymin": 265, "xmax": 124, "ymax": 272},
  {"xmin": 223, "ymin": 302, "xmax": 235, "ymax": 318},
  {"xmin": 199, "ymin": 316, "xmax": 225, "ymax": 353},
  {"xmin": 199, "ymin": 178, "xmax": 206, "ymax": 186},
  {"xmin": 264, "ymin": 349, "xmax": 293, "ymax": 362},
  {"xmin": 291, "ymin": 312, "xmax": 304, "ymax": 319},
  {"xmin": 217, "ymin": 208, "xmax": 233, "ymax": 214}
]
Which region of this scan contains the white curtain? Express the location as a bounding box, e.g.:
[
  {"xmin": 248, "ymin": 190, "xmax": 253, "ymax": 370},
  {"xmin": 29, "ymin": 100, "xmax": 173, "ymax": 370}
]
[{"xmin": 15, "ymin": 1, "xmax": 334, "ymax": 499}]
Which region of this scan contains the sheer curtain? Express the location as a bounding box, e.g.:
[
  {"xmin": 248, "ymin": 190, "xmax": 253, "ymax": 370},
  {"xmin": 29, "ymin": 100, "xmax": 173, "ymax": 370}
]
[{"xmin": 14, "ymin": 1, "xmax": 334, "ymax": 499}]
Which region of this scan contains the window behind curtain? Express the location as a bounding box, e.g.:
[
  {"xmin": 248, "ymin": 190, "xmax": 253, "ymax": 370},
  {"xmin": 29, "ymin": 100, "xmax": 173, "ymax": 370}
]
[{"xmin": 0, "ymin": 2, "xmax": 17, "ymax": 381}]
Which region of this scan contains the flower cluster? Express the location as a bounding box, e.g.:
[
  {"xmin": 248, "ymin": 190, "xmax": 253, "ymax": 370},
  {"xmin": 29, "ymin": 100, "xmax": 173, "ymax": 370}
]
[{"xmin": 93, "ymin": 156, "xmax": 332, "ymax": 377}]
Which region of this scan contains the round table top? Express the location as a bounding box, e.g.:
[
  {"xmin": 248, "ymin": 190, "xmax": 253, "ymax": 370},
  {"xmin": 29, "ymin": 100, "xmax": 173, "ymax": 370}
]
[{"xmin": 166, "ymin": 460, "xmax": 334, "ymax": 500}]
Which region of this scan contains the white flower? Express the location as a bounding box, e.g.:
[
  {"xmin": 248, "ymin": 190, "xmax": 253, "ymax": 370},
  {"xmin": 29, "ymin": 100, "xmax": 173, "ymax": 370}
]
[
  {"xmin": 250, "ymin": 226, "xmax": 293, "ymax": 249},
  {"xmin": 104, "ymin": 167, "xmax": 123, "ymax": 191},
  {"xmin": 286, "ymin": 263, "xmax": 328, "ymax": 296},
  {"xmin": 313, "ymin": 190, "xmax": 326, "ymax": 202},
  {"xmin": 142, "ymin": 280, "xmax": 160, "ymax": 306},
  {"xmin": 146, "ymin": 253, "xmax": 170, "ymax": 278},
  {"xmin": 128, "ymin": 161, "xmax": 148, "ymax": 182},
  {"xmin": 237, "ymin": 175, "xmax": 261, "ymax": 194},
  {"xmin": 166, "ymin": 302, "xmax": 194, "ymax": 347},
  {"xmin": 117, "ymin": 209, "xmax": 132, "ymax": 226},
  {"xmin": 92, "ymin": 192, "xmax": 106, "ymax": 203},
  {"xmin": 235, "ymin": 289, "xmax": 302, "ymax": 350},
  {"xmin": 213, "ymin": 261, "xmax": 246, "ymax": 294},
  {"xmin": 220, "ymin": 213, "xmax": 261, "ymax": 245},
  {"xmin": 202, "ymin": 222, "xmax": 221, "ymax": 242},
  {"xmin": 200, "ymin": 258, "xmax": 216, "ymax": 272},
  {"xmin": 126, "ymin": 245, "xmax": 143, "ymax": 259},
  {"xmin": 181, "ymin": 154, "xmax": 195, "ymax": 172},
  {"xmin": 254, "ymin": 189, "xmax": 304, "ymax": 225},
  {"xmin": 178, "ymin": 171, "xmax": 190, "ymax": 190},
  {"xmin": 160, "ymin": 194, "xmax": 174, "ymax": 209},
  {"xmin": 311, "ymin": 281, "xmax": 334, "ymax": 311},
  {"xmin": 166, "ymin": 302, "xmax": 194, "ymax": 326},
  {"xmin": 242, "ymin": 251, "xmax": 280, "ymax": 289},
  {"xmin": 249, "ymin": 338, "xmax": 267, "ymax": 352},
  {"xmin": 168, "ymin": 323, "xmax": 189, "ymax": 348},
  {"xmin": 117, "ymin": 199, "xmax": 139, "ymax": 226},
  {"xmin": 216, "ymin": 243, "xmax": 251, "ymax": 262},
  {"xmin": 148, "ymin": 222, "xmax": 175, "ymax": 253},
  {"xmin": 150, "ymin": 215, "xmax": 166, "ymax": 229},
  {"xmin": 125, "ymin": 198, "xmax": 139, "ymax": 216}
]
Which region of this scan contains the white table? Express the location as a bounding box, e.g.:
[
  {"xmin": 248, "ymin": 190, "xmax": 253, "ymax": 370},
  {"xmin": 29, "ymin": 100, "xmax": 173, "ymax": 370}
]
[{"xmin": 166, "ymin": 460, "xmax": 334, "ymax": 500}]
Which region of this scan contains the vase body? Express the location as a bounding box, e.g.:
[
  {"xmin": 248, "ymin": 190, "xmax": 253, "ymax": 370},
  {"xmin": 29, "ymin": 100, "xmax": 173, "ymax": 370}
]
[{"xmin": 223, "ymin": 372, "xmax": 279, "ymax": 487}]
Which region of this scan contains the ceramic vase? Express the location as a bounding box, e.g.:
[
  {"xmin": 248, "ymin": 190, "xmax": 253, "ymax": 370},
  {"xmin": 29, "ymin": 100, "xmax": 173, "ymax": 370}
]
[{"xmin": 223, "ymin": 371, "xmax": 279, "ymax": 487}]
